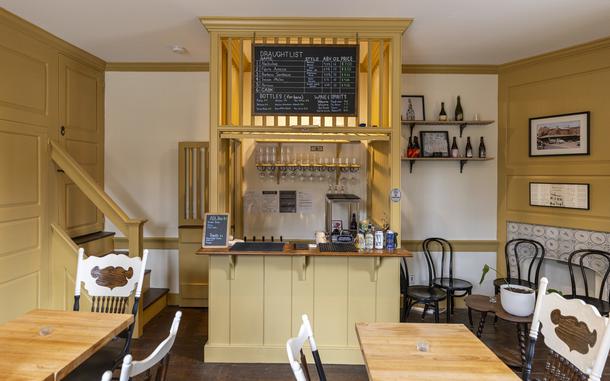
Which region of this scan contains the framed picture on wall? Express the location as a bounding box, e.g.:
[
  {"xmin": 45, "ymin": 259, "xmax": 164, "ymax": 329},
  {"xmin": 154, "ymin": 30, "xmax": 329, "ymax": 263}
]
[
  {"xmin": 401, "ymin": 95, "xmax": 425, "ymax": 121},
  {"xmin": 529, "ymin": 182, "xmax": 590, "ymax": 210},
  {"xmin": 420, "ymin": 131, "xmax": 449, "ymax": 157},
  {"xmin": 529, "ymin": 111, "xmax": 590, "ymax": 157}
]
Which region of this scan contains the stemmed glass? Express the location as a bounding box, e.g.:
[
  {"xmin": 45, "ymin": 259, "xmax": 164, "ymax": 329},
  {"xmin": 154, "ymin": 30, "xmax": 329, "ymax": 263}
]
[{"xmin": 349, "ymin": 157, "xmax": 359, "ymax": 185}]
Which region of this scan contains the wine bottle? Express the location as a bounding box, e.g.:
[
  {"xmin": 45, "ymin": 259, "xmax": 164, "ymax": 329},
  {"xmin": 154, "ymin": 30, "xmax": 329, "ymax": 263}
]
[
  {"xmin": 413, "ymin": 136, "xmax": 421, "ymax": 157},
  {"xmin": 439, "ymin": 102, "xmax": 448, "ymax": 121},
  {"xmin": 478, "ymin": 136, "xmax": 487, "ymax": 158},
  {"xmin": 406, "ymin": 136, "xmax": 413, "ymax": 158},
  {"xmin": 350, "ymin": 213, "xmax": 358, "ymax": 231},
  {"xmin": 455, "ymin": 96, "xmax": 464, "ymax": 121},
  {"xmin": 365, "ymin": 224, "xmax": 374, "ymax": 250},
  {"xmin": 465, "ymin": 136, "xmax": 473, "ymax": 158},
  {"xmin": 451, "ymin": 137, "xmax": 459, "ymax": 158}
]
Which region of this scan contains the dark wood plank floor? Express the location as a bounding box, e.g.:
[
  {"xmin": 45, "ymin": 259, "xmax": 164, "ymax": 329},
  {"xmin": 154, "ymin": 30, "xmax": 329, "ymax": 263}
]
[{"xmin": 131, "ymin": 306, "xmax": 610, "ymax": 381}]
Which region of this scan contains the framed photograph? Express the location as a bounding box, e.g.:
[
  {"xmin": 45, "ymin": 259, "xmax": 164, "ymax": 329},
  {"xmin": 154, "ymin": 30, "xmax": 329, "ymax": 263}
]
[
  {"xmin": 401, "ymin": 95, "xmax": 425, "ymax": 121},
  {"xmin": 420, "ymin": 131, "xmax": 449, "ymax": 158},
  {"xmin": 529, "ymin": 182, "xmax": 590, "ymax": 210},
  {"xmin": 529, "ymin": 111, "xmax": 589, "ymax": 156}
]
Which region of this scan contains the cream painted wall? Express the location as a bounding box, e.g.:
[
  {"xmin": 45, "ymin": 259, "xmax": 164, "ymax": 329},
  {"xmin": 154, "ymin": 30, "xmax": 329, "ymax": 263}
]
[
  {"xmin": 401, "ymin": 74, "xmax": 498, "ymax": 240},
  {"xmin": 104, "ymin": 72, "xmax": 209, "ymax": 292},
  {"xmin": 401, "ymin": 74, "xmax": 498, "ymax": 295}
]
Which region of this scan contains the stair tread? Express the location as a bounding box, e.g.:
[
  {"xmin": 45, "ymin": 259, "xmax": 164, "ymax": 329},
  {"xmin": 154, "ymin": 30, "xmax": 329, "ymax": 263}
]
[
  {"xmin": 142, "ymin": 288, "xmax": 169, "ymax": 309},
  {"xmin": 72, "ymin": 231, "xmax": 115, "ymax": 245}
]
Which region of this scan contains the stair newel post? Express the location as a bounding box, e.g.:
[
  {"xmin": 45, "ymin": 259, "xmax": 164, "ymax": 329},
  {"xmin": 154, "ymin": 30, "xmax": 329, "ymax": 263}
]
[
  {"xmin": 126, "ymin": 219, "xmax": 146, "ymax": 258},
  {"xmin": 126, "ymin": 219, "xmax": 146, "ymax": 338}
]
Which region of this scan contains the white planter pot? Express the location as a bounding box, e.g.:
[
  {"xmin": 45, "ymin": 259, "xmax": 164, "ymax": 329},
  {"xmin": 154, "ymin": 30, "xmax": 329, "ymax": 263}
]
[{"xmin": 500, "ymin": 284, "xmax": 535, "ymax": 317}]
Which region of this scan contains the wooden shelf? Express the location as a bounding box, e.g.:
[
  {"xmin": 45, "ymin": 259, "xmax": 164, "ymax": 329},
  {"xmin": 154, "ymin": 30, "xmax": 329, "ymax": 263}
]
[
  {"xmin": 401, "ymin": 120, "xmax": 495, "ymax": 137},
  {"xmin": 401, "ymin": 156, "xmax": 494, "ymax": 173}
]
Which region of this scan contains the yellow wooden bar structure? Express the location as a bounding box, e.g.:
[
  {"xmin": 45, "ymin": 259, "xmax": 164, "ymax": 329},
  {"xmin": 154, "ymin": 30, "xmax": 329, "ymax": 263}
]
[{"xmin": 200, "ymin": 17, "xmax": 411, "ymax": 364}]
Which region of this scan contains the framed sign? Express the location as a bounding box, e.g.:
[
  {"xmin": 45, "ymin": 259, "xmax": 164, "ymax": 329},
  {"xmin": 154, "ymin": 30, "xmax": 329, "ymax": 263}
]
[
  {"xmin": 202, "ymin": 213, "xmax": 230, "ymax": 248},
  {"xmin": 529, "ymin": 183, "xmax": 590, "ymax": 210},
  {"xmin": 529, "ymin": 111, "xmax": 589, "ymax": 157},
  {"xmin": 401, "ymin": 95, "xmax": 425, "ymax": 121},
  {"xmin": 420, "ymin": 131, "xmax": 449, "ymax": 157}
]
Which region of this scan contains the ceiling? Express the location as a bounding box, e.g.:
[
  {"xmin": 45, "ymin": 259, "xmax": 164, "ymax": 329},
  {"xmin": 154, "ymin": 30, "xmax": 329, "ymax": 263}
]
[{"xmin": 2, "ymin": 0, "xmax": 610, "ymax": 65}]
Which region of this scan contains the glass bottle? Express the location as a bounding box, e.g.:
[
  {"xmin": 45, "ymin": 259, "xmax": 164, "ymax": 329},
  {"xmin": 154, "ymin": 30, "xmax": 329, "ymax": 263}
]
[
  {"xmin": 455, "ymin": 96, "xmax": 464, "ymax": 121},
  {"xmin": 478, "ymin": 137, "xmax": 487, "ymax": 158},
  {"xmin": 465, "ymin": 137, "xmax": 473, "ymax": 158},
  {"xmin": 451, "ymin": 137, "xmax": 459, "ymax": 158},
  {"xmin": 439, "ymin": 102, "xmax": 448, "ymax": 121},
  {"xmin": 365, "ymin": 224, "xmax": 374, "ymax": 250}
]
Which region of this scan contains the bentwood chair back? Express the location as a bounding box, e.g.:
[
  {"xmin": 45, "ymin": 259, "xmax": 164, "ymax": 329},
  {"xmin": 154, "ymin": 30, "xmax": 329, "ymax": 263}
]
[
  {"xmin": 286, "ymin": 314, "xmax": 327, "ymax": 381},
  {"xmin": 400, "ymin": 257, "xmax": 446, "ymax": 323},
  {"xmin": 423, "ymin": 238, "xmax": 473, "ymax": 322},
  {"xmin": 567, "ymin": 249, "xmax": 610, "ymax": 316},
  {"xmin": 74, "ymin": 248, "xmax": 149, "ymax": 360},
  {"xmin": 523, "ymin": 277, "xmax": 610, "ymax": 381},
  {"xmin": 494, "ymin": 239, "xmax": 545, "ymax": 293},
  {"xmin": 101, "ymin": 311, "xmax": 182, "ymax": 381}
]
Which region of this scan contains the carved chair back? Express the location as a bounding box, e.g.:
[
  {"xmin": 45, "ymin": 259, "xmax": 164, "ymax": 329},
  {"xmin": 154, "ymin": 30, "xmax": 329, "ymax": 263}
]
[
  {"xmin": 286, "ymin": 314, "xmax": 327, "ymax": 381},
  {"xmin": 422, "ymin": 238, "xmax": 454, "ymax": 281},
  {"xmin": 568, "ymin": 249, "xmax": 610, "ymax": 304},
  {"xmin": 523, "ymin": 278, "xmax": 610, "ymax": 381},
  {"xmin": 101, "ymin": 311, "xmax": 182, "ymax": 381},
  {"xmin": 504, "ymin": 239, "xmax": 545, "ymax": 287},
  {"xmin": 73, "ymin": 248, "xmax": 149, "ymax": 314}
]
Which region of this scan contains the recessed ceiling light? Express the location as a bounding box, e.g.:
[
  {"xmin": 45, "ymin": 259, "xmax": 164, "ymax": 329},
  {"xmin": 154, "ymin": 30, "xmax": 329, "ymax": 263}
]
[{"xmin": 171, "ymin": 45, "xmax": 188, "ymax": 54}]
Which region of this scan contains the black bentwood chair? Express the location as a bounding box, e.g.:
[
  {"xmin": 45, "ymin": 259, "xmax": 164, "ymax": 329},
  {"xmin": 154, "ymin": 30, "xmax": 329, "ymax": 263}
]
[
  {"xmin": 401, "ymin": 257, "xmax": 447, "ymax": 323},
  {"xmin": 566, "ymin": 249, "xmax": 610, "ymax": 317},
  {"xmin": 494, "ymin": 239, "xmax": 545, "ymax": 294},
  {"xmin": 423, "ymin": 238, "xmax": 473, "ymax": 323}
]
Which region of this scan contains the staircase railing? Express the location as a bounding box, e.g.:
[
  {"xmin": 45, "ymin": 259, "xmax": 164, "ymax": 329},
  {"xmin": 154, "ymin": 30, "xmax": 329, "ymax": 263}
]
[{"xmin": 49, "ymin": 139, "xmax": 146, "ymax": 257}]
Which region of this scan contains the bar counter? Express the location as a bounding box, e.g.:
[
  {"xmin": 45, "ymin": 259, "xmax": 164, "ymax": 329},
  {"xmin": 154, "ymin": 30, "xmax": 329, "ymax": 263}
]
[{"xmin": 197, "ymin": 244, "xmax": 411, "ymax": 364}]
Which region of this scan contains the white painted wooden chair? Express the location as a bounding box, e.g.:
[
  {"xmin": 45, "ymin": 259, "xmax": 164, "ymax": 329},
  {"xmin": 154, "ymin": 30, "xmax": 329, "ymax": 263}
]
[
  {"xmin": 74, "ymin": 248, "xmax": 149, "ymax": 362},
  {"xmin": 100, "ymin": 311, "xmax": 182, "ymax": 381},
  {"xmin": 523, "ymin": 277, "xmax": 610, "ymax": 381},
  {"xmin": 286, "ymin": 314, "xmax": 327, "ymax": 381}
]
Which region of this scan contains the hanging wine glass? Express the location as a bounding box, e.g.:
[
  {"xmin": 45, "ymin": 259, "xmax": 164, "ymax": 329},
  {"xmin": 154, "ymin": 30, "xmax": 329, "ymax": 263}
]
[{"xmin": 350, "ymin": 157, "xmax": 358, "ymax": 185}]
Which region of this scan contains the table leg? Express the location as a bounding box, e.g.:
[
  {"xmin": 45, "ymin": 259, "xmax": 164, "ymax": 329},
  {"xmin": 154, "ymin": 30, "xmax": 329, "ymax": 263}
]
[
  {"xmin": 517, "ymin": 323, "xmax": 528, "ymax": 368},
  {"xmin": 475, "ymin": 312, "xmax": 487, "ymax": 338}
]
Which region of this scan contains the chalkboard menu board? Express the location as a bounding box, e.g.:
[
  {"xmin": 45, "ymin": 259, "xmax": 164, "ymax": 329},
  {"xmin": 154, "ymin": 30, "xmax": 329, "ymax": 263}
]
[
  {"xmin": 202, "ymin": 213, "xmax": 230, "ymax": 248},
  {"xmin": 253, "ymin": 44, "xmax": 358, "ymax": 116}
]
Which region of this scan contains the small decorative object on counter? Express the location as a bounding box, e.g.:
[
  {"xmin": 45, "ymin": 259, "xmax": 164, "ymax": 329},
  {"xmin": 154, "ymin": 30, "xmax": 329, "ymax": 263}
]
[
  {"xmin": 439, "ymin": 102, "xmax": 448, "ymax": 121},
  {"xmin": 355, "ymin": 232, "xmax": 365, "ymax": 249},
  {"xmin": 465, "ymin": 136, "xmax": 473, "ymax": 158},
  {"xmin": 374, "ymin": 229, "xmax": 384, "ymax": 249},
  {"xmin": 478, "ymin": 137, "xmax": 487, "ymax": 158},
  {"xmin": 450, "ymin": 137, "xmax": 459, "ymax": 158},
  {"xmin": 386, "ymin": 230, "xmax": 395, "ymax": 249},
  {"xmin": 455, "ymin": 95, "xmax": 464, "ymax": 121},
  {"xmin": 365, "ymin": 224, "xmax": 374, "ymax": 250}
]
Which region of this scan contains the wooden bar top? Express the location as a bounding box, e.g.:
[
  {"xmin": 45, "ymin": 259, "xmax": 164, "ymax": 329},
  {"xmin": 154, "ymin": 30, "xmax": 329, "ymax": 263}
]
[{"xmin": 196, "ymin": 243, "xmax": 411, "ymax": 257}]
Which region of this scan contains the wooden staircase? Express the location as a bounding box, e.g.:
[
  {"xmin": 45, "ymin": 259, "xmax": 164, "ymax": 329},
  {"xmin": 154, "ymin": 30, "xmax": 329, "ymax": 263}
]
[{"xmin": 70, "ymin": 232, "xmax": 170, "ymax": 333}]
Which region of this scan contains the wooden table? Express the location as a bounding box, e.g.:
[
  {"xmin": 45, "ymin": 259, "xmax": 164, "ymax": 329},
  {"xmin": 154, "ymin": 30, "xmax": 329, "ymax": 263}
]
[
  {"xmin": 355, "ymin": 322, "xmax": 520, "ymax": 381},
  {"xmin": 465, "ymin": 294, "xmax": 532, "ymax": 368},
  {"xmin": 0, "ymin": 309, "xmax": 133, "ymax": 381}
]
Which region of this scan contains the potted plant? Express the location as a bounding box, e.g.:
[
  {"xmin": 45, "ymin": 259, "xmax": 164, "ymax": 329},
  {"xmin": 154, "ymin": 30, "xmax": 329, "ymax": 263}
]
[{"xmin": 479, "ymin": 264, "xmax": 535, "ymax": 317}]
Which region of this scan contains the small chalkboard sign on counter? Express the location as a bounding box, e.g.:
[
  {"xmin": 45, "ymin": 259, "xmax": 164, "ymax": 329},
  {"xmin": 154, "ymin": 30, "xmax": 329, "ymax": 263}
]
[
  {"xmin": 252, "ymin": 44, "xmax": 358, "ymax": 116},
  {"xmin": 202, "ymin": 213, "xmax": 230, "ymax": 248}
]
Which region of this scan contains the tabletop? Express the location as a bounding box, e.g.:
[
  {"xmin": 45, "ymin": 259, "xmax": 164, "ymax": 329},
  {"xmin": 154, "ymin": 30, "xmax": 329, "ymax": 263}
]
[
  {"xmin": 355, "ymin": 322, "xmax": 521, "ymax": 381},
  {"xmin": 0, "ymin": 309, "xmax": 133, "ymax": 381},
  {"xmin": 465, "ymin": 294, "xmax": 532, "ymax": 323}
]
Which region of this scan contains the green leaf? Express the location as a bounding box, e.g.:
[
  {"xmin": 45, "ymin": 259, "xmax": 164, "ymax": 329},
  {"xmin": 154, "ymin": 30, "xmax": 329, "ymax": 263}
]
[
  {"xmin": 547, "ymin": 288, "xmax": 563, "ymax": 296},
  {"xmin": 479, "ymin": 264, "xmax": 490, "ymax": 285}
]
